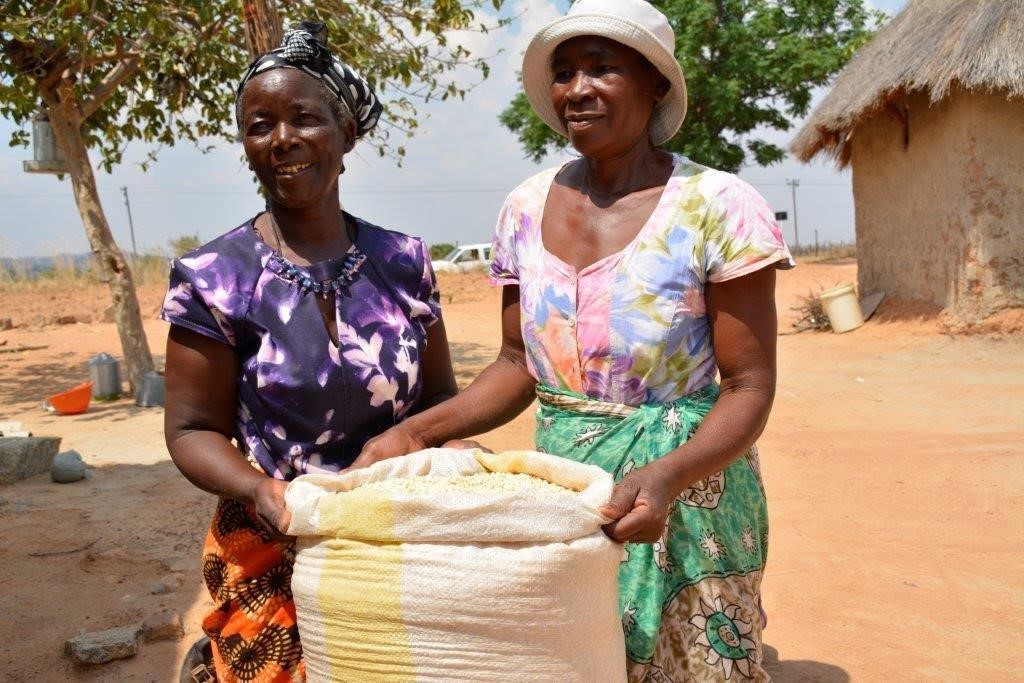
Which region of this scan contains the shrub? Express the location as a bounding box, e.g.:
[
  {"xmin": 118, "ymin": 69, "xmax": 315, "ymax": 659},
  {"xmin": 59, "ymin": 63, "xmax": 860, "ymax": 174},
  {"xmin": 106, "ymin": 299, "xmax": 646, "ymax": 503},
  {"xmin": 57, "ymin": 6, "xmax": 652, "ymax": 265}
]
[
  {"xmin": 429, "ymin": 242, "xmax": 456, "ymax": 260},
  {"xmin": 168, "ymin": 233, "xmax": 202, "ymax": 257}
]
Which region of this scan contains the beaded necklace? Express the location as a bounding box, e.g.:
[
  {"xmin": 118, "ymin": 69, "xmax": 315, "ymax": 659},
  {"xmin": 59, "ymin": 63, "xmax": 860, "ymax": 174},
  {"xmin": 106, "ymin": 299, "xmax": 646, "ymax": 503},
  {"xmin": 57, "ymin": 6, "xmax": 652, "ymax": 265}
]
[{"xmin": 269, "ymin": 214, "xmax": 367, "ymax": 299}]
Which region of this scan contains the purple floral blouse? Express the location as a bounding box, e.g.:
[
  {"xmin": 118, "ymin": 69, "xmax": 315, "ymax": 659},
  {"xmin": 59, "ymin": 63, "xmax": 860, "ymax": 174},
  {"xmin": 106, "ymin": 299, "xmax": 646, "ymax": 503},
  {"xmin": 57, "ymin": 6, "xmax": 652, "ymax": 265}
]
[{"xmin": 161, "ymin": 213, "xmax": 441, "ymax": 480}]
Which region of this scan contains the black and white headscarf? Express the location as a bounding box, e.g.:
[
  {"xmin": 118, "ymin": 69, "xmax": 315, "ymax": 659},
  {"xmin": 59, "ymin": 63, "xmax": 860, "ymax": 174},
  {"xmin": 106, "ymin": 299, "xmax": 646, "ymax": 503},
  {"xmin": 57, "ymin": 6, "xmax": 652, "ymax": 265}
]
[{"xmin": 236, "ymin": 27, "xmax": 382, "ymax": 138}]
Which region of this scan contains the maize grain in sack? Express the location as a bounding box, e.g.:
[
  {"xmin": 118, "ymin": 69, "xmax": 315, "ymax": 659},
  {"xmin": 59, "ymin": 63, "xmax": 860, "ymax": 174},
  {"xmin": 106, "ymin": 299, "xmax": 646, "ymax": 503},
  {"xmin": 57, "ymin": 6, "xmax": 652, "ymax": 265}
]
[{"xmin": 285, "ymin": 448, "xmax": 626, "ymax": 681}]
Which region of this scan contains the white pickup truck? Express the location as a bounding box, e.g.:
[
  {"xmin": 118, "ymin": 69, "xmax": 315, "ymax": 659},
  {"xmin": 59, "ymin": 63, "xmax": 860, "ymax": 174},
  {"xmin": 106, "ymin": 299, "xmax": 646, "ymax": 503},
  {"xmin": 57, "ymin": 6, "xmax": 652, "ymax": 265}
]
[{"xmin": 430, "ymin": 243, "xmax": 492, "ymax": 273}]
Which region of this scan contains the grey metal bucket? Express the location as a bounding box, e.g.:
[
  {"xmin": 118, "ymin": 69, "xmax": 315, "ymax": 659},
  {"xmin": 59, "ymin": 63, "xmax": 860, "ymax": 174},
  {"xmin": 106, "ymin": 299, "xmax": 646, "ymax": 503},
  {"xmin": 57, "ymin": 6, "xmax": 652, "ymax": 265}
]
[
  {"xmin": 87, "ymin": 353, "xmax": 122, "ymax": 399},
  {"xmin": 135, "ymin": 371, "xmax": 165, "ymax": 407}
]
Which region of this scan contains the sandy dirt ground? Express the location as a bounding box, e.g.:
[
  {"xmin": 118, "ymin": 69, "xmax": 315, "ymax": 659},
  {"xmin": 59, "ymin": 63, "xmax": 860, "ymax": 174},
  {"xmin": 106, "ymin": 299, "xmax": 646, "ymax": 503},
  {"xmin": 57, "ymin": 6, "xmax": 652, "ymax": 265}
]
[{"xmin": 1, "ymin": 260, "xmax": 1022, "ymax": 682}]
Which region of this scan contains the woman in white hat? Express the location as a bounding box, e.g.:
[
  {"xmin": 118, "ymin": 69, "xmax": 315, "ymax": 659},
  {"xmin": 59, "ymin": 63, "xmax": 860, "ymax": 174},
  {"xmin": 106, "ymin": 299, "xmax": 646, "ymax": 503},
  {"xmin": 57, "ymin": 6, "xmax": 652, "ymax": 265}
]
[{"xmin": 356, "ymin": 0, "xmax": 792, "ymax": 679}]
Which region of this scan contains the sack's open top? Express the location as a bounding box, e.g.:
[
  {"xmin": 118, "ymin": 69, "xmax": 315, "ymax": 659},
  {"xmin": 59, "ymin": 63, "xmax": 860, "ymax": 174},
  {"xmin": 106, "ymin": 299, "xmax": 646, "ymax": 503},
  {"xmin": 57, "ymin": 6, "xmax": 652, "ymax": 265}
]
[{"xmin": 285, "ymin": 448, "xmax": 615, "ymax": 543}]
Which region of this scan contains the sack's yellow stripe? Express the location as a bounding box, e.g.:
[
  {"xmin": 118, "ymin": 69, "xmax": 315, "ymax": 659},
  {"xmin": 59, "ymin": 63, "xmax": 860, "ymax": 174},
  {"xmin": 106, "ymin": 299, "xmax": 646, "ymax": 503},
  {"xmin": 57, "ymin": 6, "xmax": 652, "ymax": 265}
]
[
  {"xmin": 315, "ymin": 487, "xmax": 400, "ymax": 541},
  {"xmin": 316, "ymin": 493, "xmax": 414, "ymax": 681}
]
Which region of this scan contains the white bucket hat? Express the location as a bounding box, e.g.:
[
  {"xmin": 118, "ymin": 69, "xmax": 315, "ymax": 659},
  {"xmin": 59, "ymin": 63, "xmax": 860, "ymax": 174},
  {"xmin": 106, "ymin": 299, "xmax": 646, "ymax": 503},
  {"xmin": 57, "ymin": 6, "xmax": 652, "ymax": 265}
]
[{"xmin": 522, "ymin": 0, "xmax": 687, "ymax": 146}]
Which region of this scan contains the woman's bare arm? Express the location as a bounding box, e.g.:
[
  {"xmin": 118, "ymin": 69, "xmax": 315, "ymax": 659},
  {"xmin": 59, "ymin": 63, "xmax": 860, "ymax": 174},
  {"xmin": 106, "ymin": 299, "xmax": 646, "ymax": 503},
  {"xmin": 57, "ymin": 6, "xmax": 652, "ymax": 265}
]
[
  {"xmin": 600, "ymin": 266, "xmax": 778, "ymax": 542},
  {"xmin": 164, "ymin": 325, "xmax": 290, "ymax": 534}
]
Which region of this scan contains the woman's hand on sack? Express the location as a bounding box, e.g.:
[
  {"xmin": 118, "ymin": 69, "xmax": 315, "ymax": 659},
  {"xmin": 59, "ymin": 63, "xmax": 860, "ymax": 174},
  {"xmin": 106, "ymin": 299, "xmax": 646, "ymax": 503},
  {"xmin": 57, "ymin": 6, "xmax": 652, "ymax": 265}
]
[
  {"xmin": 598, "ymin": 461, "xmax": 676, "ymax": 543},
  {"xmin": 441, "ymin": 439, "xmax": 493, "ymax": 453},
  {"xmin": 349, "ymin": 422, "xmax": 428, "ymax": 471},
  {"xmin": 251, "ymin": 477, "xmax": 293, "ymax": 538},
  {"xmin": 349, "ymin": 425, "xmax": 494, "ymax": 473}
]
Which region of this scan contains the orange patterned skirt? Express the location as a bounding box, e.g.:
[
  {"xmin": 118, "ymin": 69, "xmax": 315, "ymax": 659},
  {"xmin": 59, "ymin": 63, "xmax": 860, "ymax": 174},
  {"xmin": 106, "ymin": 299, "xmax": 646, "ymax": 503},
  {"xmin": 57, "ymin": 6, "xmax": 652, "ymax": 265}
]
[{"xmin": 200, "ymin": 497, "xmax": 305, "ymax": 682}]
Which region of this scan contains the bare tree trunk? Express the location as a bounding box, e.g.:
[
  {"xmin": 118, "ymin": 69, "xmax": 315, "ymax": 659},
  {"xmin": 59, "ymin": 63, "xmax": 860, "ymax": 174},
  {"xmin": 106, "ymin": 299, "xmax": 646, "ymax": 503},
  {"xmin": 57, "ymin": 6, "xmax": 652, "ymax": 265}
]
[
  {"xmin": 43, "ymin": 94, "xmax": 155, "ymax": 393},
  {"xmin": 242, "ymin": 0, "xmax": 283, "ymax": 56}
]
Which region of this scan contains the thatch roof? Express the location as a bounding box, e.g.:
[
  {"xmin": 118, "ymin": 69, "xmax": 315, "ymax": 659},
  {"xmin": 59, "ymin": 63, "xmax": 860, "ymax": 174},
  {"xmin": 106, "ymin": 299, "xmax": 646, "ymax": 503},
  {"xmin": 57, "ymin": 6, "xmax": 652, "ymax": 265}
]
[{"xmin": 791, "ymin": 0, "xmax": 1024, "ymax": 166}]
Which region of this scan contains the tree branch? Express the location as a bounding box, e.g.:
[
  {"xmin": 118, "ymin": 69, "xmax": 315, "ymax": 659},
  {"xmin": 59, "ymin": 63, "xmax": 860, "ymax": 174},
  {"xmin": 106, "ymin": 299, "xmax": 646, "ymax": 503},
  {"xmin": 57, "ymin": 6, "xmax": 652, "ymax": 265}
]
[
  {"xmin": 80, "ymin": 55, "xmax": 141, "ymax": 119},
  {"xmin": 198, "ymin": 15, "xmax": 229, "ymax": 42},
  {"xmin": 75, "ymin": 40, "xmax": 141, "ymax": 72},
  {"xmin": 83, "ymin": 15, "xmax": 111, "ymax": 43},
  {"xmin": 37, "ymin": 57, "xmax": 74, "ymax": 92}
]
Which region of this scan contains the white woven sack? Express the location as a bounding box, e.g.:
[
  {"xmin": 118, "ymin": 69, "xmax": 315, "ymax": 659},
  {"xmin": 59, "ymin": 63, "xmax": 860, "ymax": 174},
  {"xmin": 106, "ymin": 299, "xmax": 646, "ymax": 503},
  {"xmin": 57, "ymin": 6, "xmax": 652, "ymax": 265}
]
[{"xmin": 285, "ymin": 448, "xmax": 626, "ymax": 682}]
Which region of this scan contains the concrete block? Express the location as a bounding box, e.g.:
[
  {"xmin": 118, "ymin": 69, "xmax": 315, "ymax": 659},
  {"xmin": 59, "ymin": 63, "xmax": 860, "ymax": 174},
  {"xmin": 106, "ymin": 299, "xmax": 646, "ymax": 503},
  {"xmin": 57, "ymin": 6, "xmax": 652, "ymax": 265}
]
[
  {"xmin": 65, "ymin": 626, "xmax": 139, "ymax": 664},
  {"xmin": 0, "ymin": 437, "xmax": 62, "ymax": 485}
]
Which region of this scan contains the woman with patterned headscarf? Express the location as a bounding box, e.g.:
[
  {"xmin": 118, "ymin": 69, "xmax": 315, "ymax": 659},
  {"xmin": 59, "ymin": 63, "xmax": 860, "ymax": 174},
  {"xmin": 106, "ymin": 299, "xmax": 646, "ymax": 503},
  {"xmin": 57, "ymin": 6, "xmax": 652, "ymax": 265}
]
[{"xmin": 162, "ymin": 22, "xmax": 460, "ymax": 680}]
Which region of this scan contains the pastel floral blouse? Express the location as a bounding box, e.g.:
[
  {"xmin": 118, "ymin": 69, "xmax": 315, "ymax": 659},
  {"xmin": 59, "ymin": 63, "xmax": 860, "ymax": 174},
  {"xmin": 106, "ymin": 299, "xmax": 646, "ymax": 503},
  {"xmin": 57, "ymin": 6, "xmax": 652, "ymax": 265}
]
[
  {"xmin": 161, "ymin": 213, "xmax": 440, "ymax": 480},
  {"xmin": 489, "ymin": 155, "xmax": 793, "ymax": 406}
]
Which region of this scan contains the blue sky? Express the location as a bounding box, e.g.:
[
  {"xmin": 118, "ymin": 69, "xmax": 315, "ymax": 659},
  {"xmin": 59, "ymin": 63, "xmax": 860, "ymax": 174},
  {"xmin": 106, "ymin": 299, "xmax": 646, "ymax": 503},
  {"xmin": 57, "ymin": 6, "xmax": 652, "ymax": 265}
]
[{"xmin": 0, "ymin": 0, "xmax": 907, "ymax": 258}]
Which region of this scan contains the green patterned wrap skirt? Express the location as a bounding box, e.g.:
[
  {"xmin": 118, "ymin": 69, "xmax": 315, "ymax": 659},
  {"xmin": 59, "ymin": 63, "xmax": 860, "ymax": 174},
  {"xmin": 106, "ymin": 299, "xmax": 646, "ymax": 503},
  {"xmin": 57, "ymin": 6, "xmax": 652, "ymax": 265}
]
[{"xmin": 535, "ymin": 384, "xmax": 771, "ymax": 682}]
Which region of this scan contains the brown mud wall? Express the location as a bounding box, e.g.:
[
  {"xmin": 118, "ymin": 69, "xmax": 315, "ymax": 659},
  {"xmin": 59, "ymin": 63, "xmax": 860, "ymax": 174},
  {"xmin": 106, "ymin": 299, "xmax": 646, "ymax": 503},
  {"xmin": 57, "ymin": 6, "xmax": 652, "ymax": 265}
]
[{"xmin": 851, "ymin": 88, "xmax": 1024, "ymax": 323}]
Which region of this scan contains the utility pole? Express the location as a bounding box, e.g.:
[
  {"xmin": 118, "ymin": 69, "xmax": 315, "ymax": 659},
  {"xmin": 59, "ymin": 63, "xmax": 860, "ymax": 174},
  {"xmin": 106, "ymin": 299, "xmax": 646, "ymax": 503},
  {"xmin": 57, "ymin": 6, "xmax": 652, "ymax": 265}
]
[
  {"xmin": 121, "ymin": 186, "xmax": 138, "ymax": 262},
  {"xmin": 786, "ymin": 178, "xmax": 801, "ymax": 255}
]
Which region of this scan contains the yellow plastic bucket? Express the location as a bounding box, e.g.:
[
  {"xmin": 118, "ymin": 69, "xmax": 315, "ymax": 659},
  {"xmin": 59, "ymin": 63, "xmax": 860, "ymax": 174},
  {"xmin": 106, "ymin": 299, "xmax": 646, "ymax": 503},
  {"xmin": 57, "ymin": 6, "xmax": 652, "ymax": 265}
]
[{"xmin": 820, "ymin": 283, "xmax": 864, "ymax": 333}]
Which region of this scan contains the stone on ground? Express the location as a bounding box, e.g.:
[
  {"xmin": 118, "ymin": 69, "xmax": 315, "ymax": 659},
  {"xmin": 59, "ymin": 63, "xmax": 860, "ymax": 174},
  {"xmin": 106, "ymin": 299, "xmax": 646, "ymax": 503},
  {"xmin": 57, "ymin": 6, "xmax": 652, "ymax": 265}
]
[
  {"xmin": 51, "ymin": 449, "xmax": 87, "ymax": 483},
  {"xmin": 65, "ymin": 626, "xmax": 140, "ymax": 664}
]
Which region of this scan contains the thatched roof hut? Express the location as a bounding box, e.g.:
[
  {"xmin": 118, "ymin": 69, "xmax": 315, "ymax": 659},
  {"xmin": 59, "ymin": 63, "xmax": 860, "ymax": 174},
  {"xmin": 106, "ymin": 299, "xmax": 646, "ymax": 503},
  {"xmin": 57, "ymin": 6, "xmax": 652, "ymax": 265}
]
[
  {"xmin": 792, "ymin": 0, "xmax": 1024, "ymax": 166},
  {"xmin": 791, "ymin": 0, "xmax": 1024, "ymax": 323}
]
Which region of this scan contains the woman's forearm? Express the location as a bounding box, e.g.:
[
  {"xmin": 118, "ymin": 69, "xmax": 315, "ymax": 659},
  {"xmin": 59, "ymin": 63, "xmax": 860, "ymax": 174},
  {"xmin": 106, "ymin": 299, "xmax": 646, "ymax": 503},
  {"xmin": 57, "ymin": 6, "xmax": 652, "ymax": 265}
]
[
  {"xmin": 413, "ymin": 390, "xmax": 458, "ymax": 414},
  {"xmin": 657, "ymin": 378, "xmax": 775, "ymax": 497},
  {"xmin": 402, "ymin": 352, "xmax": 536, "ymax": 447},
  {"xmin": 653, "ymin": 265, "xmax": 780, "ymax": 496},
  {"xmin": 166, "ymin": 429, "xmax": 267, "ymax": 503}
]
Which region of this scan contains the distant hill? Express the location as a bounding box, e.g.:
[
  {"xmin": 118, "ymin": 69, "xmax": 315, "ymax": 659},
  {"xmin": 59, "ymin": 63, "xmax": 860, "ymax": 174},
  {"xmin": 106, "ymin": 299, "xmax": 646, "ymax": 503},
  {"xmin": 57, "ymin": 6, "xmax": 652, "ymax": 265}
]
[{"xmin": 0, "ymin": 253, "xmax": 95, "ymax": 278}]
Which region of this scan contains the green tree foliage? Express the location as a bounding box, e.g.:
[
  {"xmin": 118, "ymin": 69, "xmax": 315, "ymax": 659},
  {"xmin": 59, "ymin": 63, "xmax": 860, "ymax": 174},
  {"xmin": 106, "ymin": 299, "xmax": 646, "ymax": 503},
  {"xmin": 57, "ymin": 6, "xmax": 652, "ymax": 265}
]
[
  {"xmin": 429, "ymin": 242, "xmax": 457, "ymax": 260},
  {"xmin": 307, "ymin": 0, "xmax": 509, "ymax": 159},
  {"xmin": 1, "ymin": 3, "xmax": 237, "ymax": 172},
  {"xmin": 499, "ymin": 0, "xmax": 882, "ymax": 173},
  {"xmin": 1, "ymin": 0, "xmax": 507, "ymax": 167}
]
